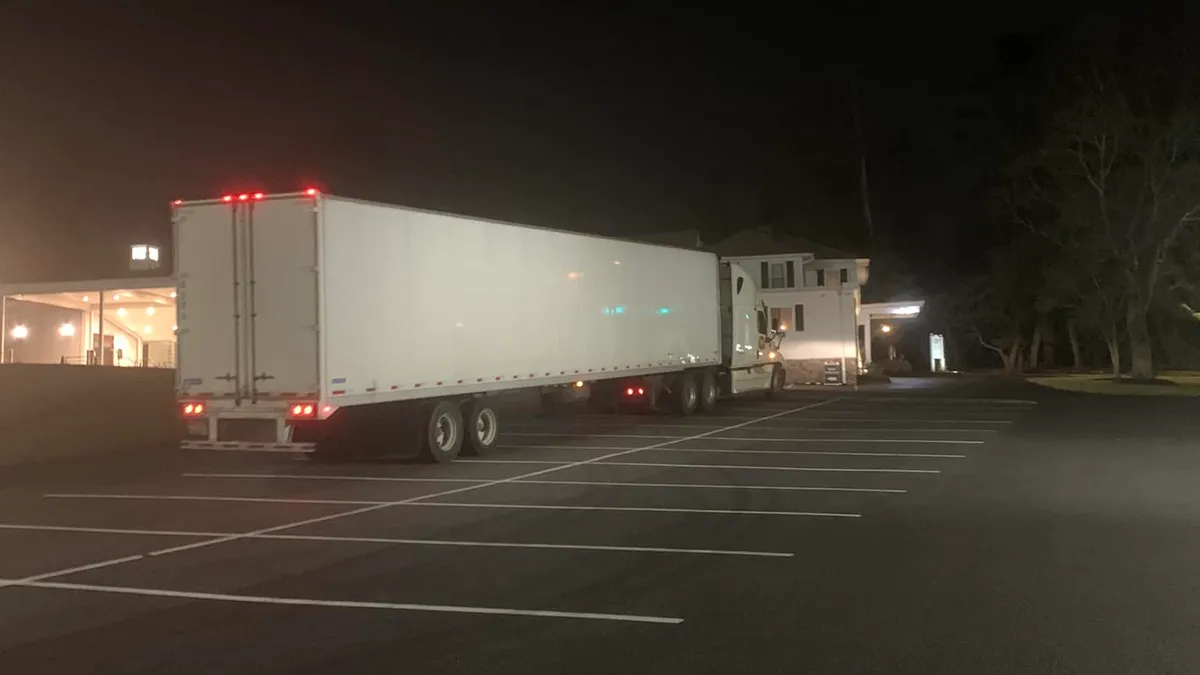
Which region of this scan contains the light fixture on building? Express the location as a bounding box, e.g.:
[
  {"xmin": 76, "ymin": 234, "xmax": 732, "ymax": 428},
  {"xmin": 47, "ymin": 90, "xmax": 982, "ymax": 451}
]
[
  {"xmin": 10, "ymin": 325, "xmax": 28, "ymax": 340},
  {"xmin": 169, "ymin": 291, "xmax": 177, "ymax": 298},
  {"xmin": 58, "ymin": 323, "xmax": 75, "ymax": 337},
  {"xmin": 117, "ymin": 308, "xmax": 127, "ymax": 317},
  {"xmin": 146, "ymin": 306, "xmax": 155, "ymax": 316},
  {"xmin": 881, "ymin": 324, "xmax": 892, "ymax": 333},
  {"xmin": 144, "ymin": 326, "xmax": 152, "ymax": 334},
  {"xmin": 130, "ymin": 244, "xmax": 162, "ymax": 271}
]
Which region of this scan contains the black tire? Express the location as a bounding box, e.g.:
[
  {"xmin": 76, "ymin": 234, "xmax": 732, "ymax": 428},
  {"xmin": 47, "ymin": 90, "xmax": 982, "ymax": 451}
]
[
  {"xmin": 766, "ymin": 365, "xmax": 786, "ymax": 399},
  {"xmin": 461, "ymin": 398, "xmax": 500, "ymax": 456},
  {"xmin": 671, "ymin": 374, "xmax": 700, "ymax": 415},
  {"xmin": 697, "ymin": 371, "xmax": 719, "ymax": 413},
  {"xmin": 421, "ymin": 400, "xmax": 464, "ymax": 463}
]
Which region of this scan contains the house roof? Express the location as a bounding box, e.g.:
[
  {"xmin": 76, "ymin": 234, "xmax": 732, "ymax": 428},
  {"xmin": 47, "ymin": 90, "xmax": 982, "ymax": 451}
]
[
  {"xmin": 708, "ymin": 228, "xmax": 859, "ymax": 260},
  {"xmin": 629, "ymin": 230, "xmax": 703, "ymax": 249},
  {"xmin": 629, "ymin": 227, "xmax": 859, "ymax": 260}
]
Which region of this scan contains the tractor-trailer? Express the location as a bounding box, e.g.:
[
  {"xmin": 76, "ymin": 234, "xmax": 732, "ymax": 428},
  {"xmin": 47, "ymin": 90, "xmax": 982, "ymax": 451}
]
[{"xmin": 174, "ymin": 191, "xmax": 785, "ymax": 461}]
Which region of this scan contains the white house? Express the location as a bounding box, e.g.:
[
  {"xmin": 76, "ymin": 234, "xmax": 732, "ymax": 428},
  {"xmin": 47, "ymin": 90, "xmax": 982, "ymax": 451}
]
[
  {"xmin": 636, "ymin": 227, "xmax": 929, "ymax": 385},
  {"xmin": 709, "ymin": 229, "xmax": 869, "ymax": 385}
]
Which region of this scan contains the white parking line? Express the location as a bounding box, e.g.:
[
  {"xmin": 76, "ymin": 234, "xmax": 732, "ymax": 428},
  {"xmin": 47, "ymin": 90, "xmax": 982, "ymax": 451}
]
[
  {"xmin": 184, "ymin": 473, "xmax": 486, "ymax": 484},
  {"xmin": 185, "ymin": 472, "xmax": 906, "ymax": 493},
  {"xmin": 41, "ymin": 493, "xmax": 860, "ymax": 518},
  {"xmin": 505, "ymin": 433, "xmax": 983, "ymax": 445},
  {"xmin": 25, "ymin": 399, "xmax": 839, "ymax": 583},
  {"xmin": 508, "ymin": 424, "xmax": 999, "ymax": 433},
  {"xmin": 2, "ymin": 579, "xmax": 684, "ymax": 624},
  {"xmin": 459, "ymin": 460, "xmax": 940, "ymax": 474},
  {"xmin": 569, "ymin": 414, "xmax": 1013, "ymax": 424},
  {"xmin": 0, "ymin": 523, "xmax": 792, "ymax": 558},
  {"xmin": 496, "ymin": 446, "xmax": 965, "ymax": 459}
]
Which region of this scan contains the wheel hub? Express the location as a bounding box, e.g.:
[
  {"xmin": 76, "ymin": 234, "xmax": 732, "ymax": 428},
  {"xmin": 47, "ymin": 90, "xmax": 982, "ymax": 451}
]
[{"xmin": 435, "ymin": 413, "xmax": 456, "ymax": 450}]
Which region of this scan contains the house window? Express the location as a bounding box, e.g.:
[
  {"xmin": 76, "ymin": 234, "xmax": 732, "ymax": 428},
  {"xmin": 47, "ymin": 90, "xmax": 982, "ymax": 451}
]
[
  {"xmin": 769, "ymin": 306, "xmax": 794, "ymax": 332},
  {"xmin": 769, "ymin": 263, "xmax": 786, "ymax": 289},
  {"xmin": 839, "ymin": 268, "xmax": 849, "ymax": 284},
  {"xmin": 794, "ymin": 304, "xmax": 805, "ymax": 331},
  {"xmin": 816, "ymin": 269, "xmax": 826, "ymax": 287}
]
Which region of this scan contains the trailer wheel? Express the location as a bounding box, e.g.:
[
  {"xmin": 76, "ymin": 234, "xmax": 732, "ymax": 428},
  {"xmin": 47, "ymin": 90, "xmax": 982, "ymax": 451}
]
[
  {"xmin": 671, "ymin": 374, "xmax": 700, "ymax": 415},
  {"xmin": 697, "ymin": 371, "xmax": 719, "ymax": 412},
  {"xmin": 766, "ymin": 365, "xmax": 786, "ymax": 399},
  {"xmin": 461, "ymin": 398, "xmax": 500, "ymax": 456},
  {"xmin": 421, "ymin": 401, "xmax": 464, "ymax": 463}
]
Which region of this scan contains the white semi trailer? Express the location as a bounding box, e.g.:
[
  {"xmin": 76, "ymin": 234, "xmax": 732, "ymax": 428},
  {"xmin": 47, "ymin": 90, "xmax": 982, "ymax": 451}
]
[{"xmin": 174, "ymin": 190, "xmax": 785, "ymax": 461}]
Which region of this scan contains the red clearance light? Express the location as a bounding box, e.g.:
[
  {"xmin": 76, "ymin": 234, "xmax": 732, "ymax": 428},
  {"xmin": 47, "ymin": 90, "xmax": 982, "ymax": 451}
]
[
  {"xmin": 181, "ymin": 402, "xmax": 206, "ymax": 417},
  {"xmin": 625, "ymin": 387, "xmax": 634, "ymax": 396},
  {"xmin": 222, "ymin": 195, "xmax": 233, "ymax": 203},
  {"xmin": 172, "ymin": 199, "xmax": 183, "ymax": 206},
  {"xmin": 238, "ymin": 193, "xmax": 249, "ymax": 201},
  {"xmin": 305, "ymin": 188, "xmax": 318, "ymax": 196},
  {"xmin": 252, "ymin": 192, "xmax": 264, "ymax": 200},
  {"xmin": 637, "ymin": 387, "xmax": 645, "ymax": 395},
  {"xmin": 288, "ymin": 403, "xmax": 317, "ymax": 419}
]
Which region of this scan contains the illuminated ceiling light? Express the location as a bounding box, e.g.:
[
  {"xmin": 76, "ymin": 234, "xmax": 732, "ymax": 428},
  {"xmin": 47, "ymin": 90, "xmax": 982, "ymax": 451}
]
[
  {"xmin": 117, "ymin": 308, "xmax": 127, "ymax": 317},
  {"xmin": 144, "ymin": 325, "xmax": 152, "ymax": 334},
  {"xmin": 10, "ymin": 325, "xmax": 28, "ymax": 340},
  {"xmin": 58, "ymin": 323, "xmax": 75, "ymax": 337},
  {"xmin": 113, "ymin": 294, "xmax": 120, "ymax": 301},
  {"xmin": 881, "ymin": 325, "xmax": 892, "ymax": 333},
  {"xmin": 146, "ymin": 306, "xmax": 156, "ymax": 316},
  {"xmin": 81, "ymin": 295, "xmax": 89, "ymax": 302},
  {"xmin": 172, "ymin": 325, "xmax": 178, "ymax": 332},
  {"xmin": 169, "ymin": 291, "xmax": 177, "ymax": 298},
  {"xmin": 889, "ymin": 305, "xmax": 921, "ymax": 316}
]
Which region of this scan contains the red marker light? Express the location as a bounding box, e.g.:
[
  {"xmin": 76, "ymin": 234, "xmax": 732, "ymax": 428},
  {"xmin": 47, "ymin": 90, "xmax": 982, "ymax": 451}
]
[
  {"xmin": 637, "ymin": 387, "xmax": 645, "ymax": 395},
  {"xmin": 626, "ymin": 387, "xmax": 634, "ymax": 396},
  {"xmin": 172, "ymin": 199, "xmax": 183, "ymax": 206},
  {"xmin": 305, "ymin": 188, "xmax": 318, "ymax": 196},
  {"xmin": 252, "ymin": 192, "xmax": 264, "ymax": 200},
  {"xmin": 238, "ymin": 193, "xmax": 249, "ymax": 201},
  {"xmin": 222, "ymin": 195, "xmax": 233, "ymax": 202},
  {"xmin": 291, "ymin": 404, "xmax": 304, "ymax": 416}
]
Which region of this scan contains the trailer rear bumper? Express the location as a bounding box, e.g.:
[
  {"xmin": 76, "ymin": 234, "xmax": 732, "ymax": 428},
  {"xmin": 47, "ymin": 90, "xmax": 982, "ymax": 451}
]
[
  {"xmin": 181, "ymin": 439, "xmax": 316, "ymax": 452},
  {"xmin": 179, "ymin": 401, "xmax": 320, "ymax": 453}
]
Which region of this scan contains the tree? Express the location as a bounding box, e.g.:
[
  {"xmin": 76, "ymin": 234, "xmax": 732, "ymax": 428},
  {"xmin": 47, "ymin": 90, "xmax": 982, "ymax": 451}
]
[{"xmin": 1001, "ymin": 7, "xmax": 1200, "ymax": 379}]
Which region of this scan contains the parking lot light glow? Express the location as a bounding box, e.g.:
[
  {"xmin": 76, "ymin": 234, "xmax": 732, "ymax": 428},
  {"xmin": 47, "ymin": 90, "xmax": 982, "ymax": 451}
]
[{"xmin": 11, "ymin": 325, "xmax": 28, "ymax": 340}]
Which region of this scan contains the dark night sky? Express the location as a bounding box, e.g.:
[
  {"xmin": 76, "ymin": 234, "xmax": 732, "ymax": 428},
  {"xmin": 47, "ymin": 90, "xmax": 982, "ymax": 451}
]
[{"xmin": 0, "ymin": 1, "xmax": 1094, "ymax": 283}]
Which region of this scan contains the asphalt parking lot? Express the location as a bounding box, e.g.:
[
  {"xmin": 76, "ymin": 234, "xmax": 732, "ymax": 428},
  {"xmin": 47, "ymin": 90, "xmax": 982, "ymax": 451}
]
[{"xmin": 2, "ymin": 379, "xmax": 1199, "ymax": 674}]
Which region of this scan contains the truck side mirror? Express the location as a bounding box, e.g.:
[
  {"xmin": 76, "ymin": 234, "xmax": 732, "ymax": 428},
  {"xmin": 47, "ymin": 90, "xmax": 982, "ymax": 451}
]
[{"xmin": 771, "ymin": 317, "xmax": 780, "ymax": 332}]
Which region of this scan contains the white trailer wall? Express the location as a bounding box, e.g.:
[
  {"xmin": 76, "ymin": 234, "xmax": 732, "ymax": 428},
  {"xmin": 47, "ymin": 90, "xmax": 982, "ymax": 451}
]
[{"xmin": 319, "ymin": 198, "xmax": 721, "ymax": 404}]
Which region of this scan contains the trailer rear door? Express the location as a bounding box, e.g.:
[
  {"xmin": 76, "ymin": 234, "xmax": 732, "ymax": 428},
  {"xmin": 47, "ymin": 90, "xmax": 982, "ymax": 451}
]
[{"xmin": 175, "ymin": 195, "xmax": 319, "ymax": 403}]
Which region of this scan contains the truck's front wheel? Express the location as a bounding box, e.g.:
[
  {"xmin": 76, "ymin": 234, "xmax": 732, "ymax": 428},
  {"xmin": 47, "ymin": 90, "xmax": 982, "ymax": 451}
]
[
  {"xmin": 766, "ymin": 365, "xmax": 786, "ymax": 399},
  {"xmin": 422, "ymin": 401, "xmax": 465, "ymax": 463}
]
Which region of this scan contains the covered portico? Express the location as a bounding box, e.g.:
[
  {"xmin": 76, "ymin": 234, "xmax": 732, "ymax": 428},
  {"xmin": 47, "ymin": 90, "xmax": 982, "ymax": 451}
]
[{"xmin": 859, "ymin": 300, "xmax": 927, "ymax": 368}]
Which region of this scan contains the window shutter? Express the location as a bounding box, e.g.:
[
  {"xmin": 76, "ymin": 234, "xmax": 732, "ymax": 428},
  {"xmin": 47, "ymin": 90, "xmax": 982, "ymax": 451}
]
[
  {"xmin": 786, "ymin": 261, "xmax": 795, "ymax": 287},
  {"xmin": 760, "ymin": 262, "xmax": 769, "ymax": 288},
  {"xmin": 795, "ymin": 304, "xmax": 805, "ymax": 331},
  {"xmin": 816, "ymin": 269, "xmax": 825, "ymax": 287}
]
